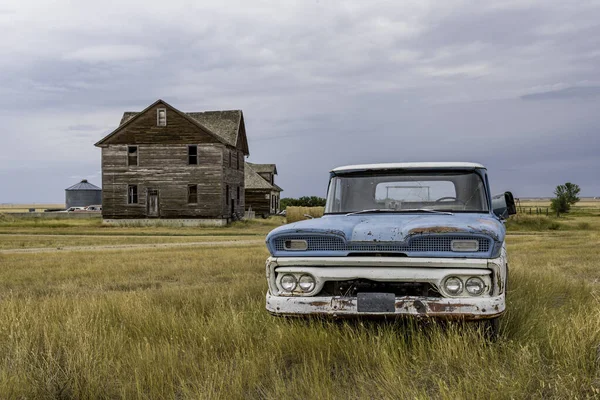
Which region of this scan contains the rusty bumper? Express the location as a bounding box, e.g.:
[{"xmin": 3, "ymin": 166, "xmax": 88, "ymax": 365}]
[{"xmin": 266, "ymin": 293, "xmax": 505, "ymax": 320}]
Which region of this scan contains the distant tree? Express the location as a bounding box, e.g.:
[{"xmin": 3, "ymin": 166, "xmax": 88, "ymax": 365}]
[
  {"xmin": 280, "ymin": 196, "xmax": 326, "ymax": 210},
  {"xmin": 551, "ymin": 182, "xmax": 581, "ymax": 216}
]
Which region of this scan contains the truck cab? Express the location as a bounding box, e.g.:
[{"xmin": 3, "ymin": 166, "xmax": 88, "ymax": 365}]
[{"xmin": 265, "ymin": 163, "xmax": 516, "ymax": 336}]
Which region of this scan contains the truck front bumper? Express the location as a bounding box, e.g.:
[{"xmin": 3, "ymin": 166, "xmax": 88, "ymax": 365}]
[{"xmin": 266, "ymin": 293, "xmax": 504, "ymax": 319}]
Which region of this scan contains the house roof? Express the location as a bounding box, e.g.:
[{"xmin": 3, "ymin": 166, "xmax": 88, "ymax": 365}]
[
  {"xmin": 246, "ymin": 162, "xmax": 278, "ymax": 175},
  {"xmin": 245, "ymin": 162, "xmax": 283, "ymax": 191},
  {"xmin": 96, "ymin": 99, "xmax": 249, "ymax": 154},
  {"xmin": 65, "ymin": 179, "xmax": 101, "ymax": 191}
]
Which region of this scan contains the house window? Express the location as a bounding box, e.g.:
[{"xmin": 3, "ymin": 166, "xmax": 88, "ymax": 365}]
[
  {"xmin": 188, "ymin": 145, "xmax": 198, "ymax": 165},
  {"xmin": 226, "ymin": 185, "xmax": 230, "ymax": 205},
  {"xmin": 127, "ymin": 146, "xmax": 138, "ymax": 166},
  {"xmin": 157, "ymin": 108, "xmax": 167, "ymax": 126},
  {"xmin": 236, "ymin": 186, "xmax": 240, "ymax": 205},
  {"xmin": 128, "ymin": 185, "xmax": 138, "ymax": 204},
  {"xmin": 187, "ymin": 184, "xmax": 198, "ymax": 204}
]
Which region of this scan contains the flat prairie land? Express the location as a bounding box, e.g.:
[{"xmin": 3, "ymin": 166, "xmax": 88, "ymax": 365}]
[
  {"xmin": 0, "ymin": 204, "xmax": 64, "ymax": 213},
  {"xmin": 0, "ymin": 213, "xmax": 598, "ymax": 399}
]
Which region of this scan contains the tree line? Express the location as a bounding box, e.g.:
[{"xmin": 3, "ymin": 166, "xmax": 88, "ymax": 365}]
[{"xmin": 280, "ymin": 196, "xmax": 326, "ymax": 210}]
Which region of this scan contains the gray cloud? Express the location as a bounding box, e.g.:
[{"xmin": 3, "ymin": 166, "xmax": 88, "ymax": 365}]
[
  {"xmin": 1, "ymin": 0, "xmax": 600, "ymax": 202},
  {"xmin": 521, "ymin": 86, "xmax": 600, "ymax": 100}
]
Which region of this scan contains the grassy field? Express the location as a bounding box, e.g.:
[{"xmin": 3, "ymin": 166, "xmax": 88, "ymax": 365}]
[
  {"xmin": 0, "ymin": 204, "xmax": 64, "ymax": 213},
  {"xmin": 0, "ymin": 210, "xmax": 599, "ymax": 398},
  {"xmin": 285, "ymin": 206, "xmax": 325, "ymax": 223}
]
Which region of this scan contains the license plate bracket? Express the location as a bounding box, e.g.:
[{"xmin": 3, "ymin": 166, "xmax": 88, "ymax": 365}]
[{"xmin": 357, "ymin": 292, "xmax": 395, "ymax": 313}]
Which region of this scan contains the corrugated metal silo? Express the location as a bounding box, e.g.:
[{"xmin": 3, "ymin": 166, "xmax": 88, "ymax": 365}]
[{"xmin": 65, "ymin": 180, "xmax": 102, "ymax": 208}]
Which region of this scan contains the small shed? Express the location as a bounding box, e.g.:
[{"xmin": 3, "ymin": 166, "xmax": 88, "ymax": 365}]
[{"xmin": 65, "ymin": 180, "xmax": 102, "ymax": 208}]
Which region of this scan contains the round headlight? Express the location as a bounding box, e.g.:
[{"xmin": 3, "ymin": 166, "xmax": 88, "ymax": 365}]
[
  {"xmin": 280, "ymin": 274, "xmax": 297, "ymax": 291},
  {"xmin": 465, "ymin": 277, "xmax": 485, "ymax": 296},
  {"xmin": 444, "ymin": 276, "xmax": 463, "ymax": 295},
  {"xmin": 298, "ymin": 275, "xmax": 316, "ymax": 292}
]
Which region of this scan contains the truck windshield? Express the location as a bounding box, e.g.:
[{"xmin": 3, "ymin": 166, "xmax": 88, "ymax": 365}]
[{"xmin": 325, "ymin": 170, "xmax": 489, "ymax": 214}]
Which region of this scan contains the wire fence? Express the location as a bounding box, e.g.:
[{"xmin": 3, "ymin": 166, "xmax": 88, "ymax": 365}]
[{"xmin": 517, "ymin": 207, "xmax": 550, "ymax": 216}]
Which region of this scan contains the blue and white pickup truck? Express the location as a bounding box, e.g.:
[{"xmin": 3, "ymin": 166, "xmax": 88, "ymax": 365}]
[{"xmin": 265, "ymin": 162, "xmax": 516, "ymax": 336}]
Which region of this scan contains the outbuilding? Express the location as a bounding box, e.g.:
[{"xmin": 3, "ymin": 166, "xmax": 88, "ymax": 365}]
[
  {"xmin": 65, "ymin": 179, "xmax": 102, "ymax": 208},
  {"xmin": 245, "ymin": 162, "xmax": 282, "ymax": 217}
]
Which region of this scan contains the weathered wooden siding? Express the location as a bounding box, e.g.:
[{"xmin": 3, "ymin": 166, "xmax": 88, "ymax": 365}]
[
  {"xmin": 246, "ymin": 189, "xmax": 279, "ymax": 216},
  {"xmin": 102, "ymin": 144, "xmax": 224, "ymax": 219},
  {"xmin": 222, "ymin": 147, "xmax": 245, "ymax": 217}
]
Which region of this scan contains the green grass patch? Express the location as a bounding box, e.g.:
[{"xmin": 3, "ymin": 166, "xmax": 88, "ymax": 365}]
[{"xmin": 506, "ymin": 215, "xmax": 562, "ymax": 231}]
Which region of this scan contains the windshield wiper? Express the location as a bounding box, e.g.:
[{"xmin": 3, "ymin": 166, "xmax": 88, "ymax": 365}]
[{"xmin": 346, "ymin": 208, "xmax": 453, "ymax": 216}]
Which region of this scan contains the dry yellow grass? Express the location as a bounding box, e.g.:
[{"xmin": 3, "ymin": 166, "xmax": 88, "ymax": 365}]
[
  {"xmin": 286, "ymin": 206, "xmax": 325, "ymax": 223},
  {"xmin": 0, "ymin": 216, "xmax": 598, "ymax": 398}
]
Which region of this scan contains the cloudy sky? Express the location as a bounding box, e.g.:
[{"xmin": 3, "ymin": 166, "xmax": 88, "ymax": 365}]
[{"xmin": 1, "ymin": 0, "xmax": 599, "ymax": 203}]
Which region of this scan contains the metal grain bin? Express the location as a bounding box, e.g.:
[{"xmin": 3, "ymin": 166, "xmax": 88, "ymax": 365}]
[{"xmin": 65, "ymin": 180, "xmax": 102, "ymax": 208}]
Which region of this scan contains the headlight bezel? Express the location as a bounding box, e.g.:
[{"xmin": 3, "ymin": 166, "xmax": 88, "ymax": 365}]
[
  {"xmin": 465, "ymin": 277, "xmax": 486, "ymax": 296},
  {"xmin": 298, "ymin": 274, "xmax": 316, "ymax": 292},
  {"xmin": 279, "ymin": 274, "xmax": 298, "ymax": 292},
  {"xmin": 443, "ymin": 276, "xmax": 464, "ymax": 296}
]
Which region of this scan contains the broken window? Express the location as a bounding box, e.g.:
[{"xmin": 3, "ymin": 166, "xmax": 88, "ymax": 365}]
[
  {"xmin": 226, "ymin": 185, "xmax": 230, "ymax": 205},
  {"xmin": 127, "ymin": 146, "xmax": 138, "ymax": 166},
  {"xmin": 237, "ymin": 186, "xmax": 240, "ymax": 205},
  {"xmin": 187, "ymin": 184, "xmax": 198, "ymax": 204},
  {"xmin": 188, "ymin": 145, "xmax": 198, "ymax": 165},
  {"xmin": 157, "ymin": 108, "xmax": 167, "ymax": 126},
  {"xmin": 128, "ymin": 185, "xmax": 138, "ymax": 204}
]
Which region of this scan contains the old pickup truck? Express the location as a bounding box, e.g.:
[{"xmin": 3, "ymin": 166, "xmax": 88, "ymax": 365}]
[{"xmin": 265, "ymin": 162, "xmax": 516, "ymax": 337}]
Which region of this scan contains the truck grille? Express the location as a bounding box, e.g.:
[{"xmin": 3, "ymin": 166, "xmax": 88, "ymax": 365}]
[
  {"xmin": 273, "ymin": 235, "xmax": 491, "ymax": 253},
  {"xmin": 318, "ymin": 279, "xmax": 441, "ymax": 297}
]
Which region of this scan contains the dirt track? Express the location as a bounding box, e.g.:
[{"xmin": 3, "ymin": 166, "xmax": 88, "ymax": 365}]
[{"xmin": 0, "ymin": 239, "xmax": 264, "ymax": 254}]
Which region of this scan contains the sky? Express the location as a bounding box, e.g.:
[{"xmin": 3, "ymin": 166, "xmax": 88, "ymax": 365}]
[{"xmin": 0, "ymin": 0, "xmax": 599, "ymax": 203}]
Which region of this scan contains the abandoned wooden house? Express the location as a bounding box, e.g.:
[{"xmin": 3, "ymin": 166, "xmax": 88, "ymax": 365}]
[
  {"xmin": 94, "ymin": 99, "xmax": 249, "ymax": 226},
  {"xmin": 244, "ymin": 162, "xmax": 283, "ymax": 217}
]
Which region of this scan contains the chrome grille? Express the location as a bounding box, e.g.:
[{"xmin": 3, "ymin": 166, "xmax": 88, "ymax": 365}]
[{"xmin": 273, "ymin": 235, "xmax": 490, "ymax": 253}]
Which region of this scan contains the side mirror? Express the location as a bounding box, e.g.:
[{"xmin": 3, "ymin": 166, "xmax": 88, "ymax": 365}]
[{"xmin": 492, "ymin": 191, "xmax": 517, "ymax": 219}]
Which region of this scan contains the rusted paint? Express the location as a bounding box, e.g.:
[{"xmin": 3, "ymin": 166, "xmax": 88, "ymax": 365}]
[
  {"xmin": 413, "ymin": 300, "xmax": 427, "ymax": 314},
  {"xmin": 408, "ymin": 226, "xmax": 466, "ymax": 235},
  {"xmin": 308, "ymin": 301, "xmax": 329, "ymax": 307}
]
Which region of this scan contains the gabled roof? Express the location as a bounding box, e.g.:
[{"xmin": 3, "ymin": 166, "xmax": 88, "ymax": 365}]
[
  {"xmin": 66, "ymin": 180, "xmax": 101, "ymax": 191},
  {"xmin": 95, "ymin": 99, "xmax": 249, "ymax": 154},
  {"xmin": 245, "ymin": 162, "xmax": 283, "ymax": 191},
  {"xmin": 246, "ymin": 162, "xmax": 278, "ymax": 175}
]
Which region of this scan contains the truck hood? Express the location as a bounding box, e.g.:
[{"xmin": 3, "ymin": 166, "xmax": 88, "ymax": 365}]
[{"xmin": 267, "ymin": 213, "xmax": 505, "ymax": 244}]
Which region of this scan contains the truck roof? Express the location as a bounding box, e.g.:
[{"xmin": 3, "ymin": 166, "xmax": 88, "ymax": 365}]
[{"xmin": 331, "ymin": 162, "xmax": 486, "ymax": 173}]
